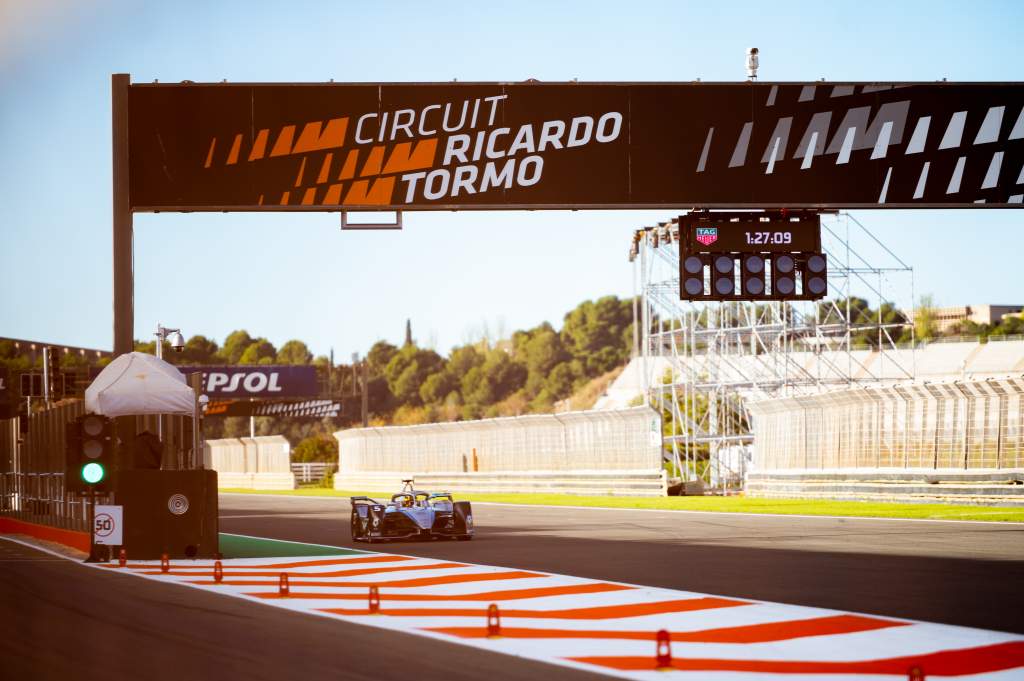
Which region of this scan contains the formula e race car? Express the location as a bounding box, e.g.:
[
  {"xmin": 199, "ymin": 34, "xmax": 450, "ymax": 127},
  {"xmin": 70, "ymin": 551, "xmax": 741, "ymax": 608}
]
[{"xmin": 350, "ymin": 480, "xmax": 474, "ymax": 542}]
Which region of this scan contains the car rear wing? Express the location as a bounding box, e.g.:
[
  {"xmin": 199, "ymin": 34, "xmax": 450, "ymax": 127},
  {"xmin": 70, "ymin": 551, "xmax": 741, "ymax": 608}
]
[{"xmin": 350, "ymin": 496, "xmax": 382, "ymax": 506}]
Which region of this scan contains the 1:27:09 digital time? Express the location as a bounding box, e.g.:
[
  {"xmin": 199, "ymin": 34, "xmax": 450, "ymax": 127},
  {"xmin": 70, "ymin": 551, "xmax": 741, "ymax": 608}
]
[{"xmin": 745, "ymin": 231, "xmax": 792, "ymax": 245}]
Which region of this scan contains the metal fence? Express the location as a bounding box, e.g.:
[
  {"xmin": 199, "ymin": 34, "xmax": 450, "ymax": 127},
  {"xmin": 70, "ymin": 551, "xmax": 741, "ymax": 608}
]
[
  {"xmin": 0, "ymin": 401, "xmax": 201, "ymax": 530},
  {"xmin": 748, "ymin": 376, "xmax": 1024, "ymax": 471},
  {"xmin": 335, "ymin": 407, "xmax": 663, "ymax": 475},
  {"xmin": 291, "ymin": 462, "xmax": 337, "ymax": 483}
]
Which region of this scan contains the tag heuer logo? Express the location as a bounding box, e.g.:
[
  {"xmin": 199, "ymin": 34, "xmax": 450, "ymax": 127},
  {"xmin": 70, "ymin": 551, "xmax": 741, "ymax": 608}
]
[{"xmin": 695, "ymin": 227, "xmax": 718, "ymax": 246}]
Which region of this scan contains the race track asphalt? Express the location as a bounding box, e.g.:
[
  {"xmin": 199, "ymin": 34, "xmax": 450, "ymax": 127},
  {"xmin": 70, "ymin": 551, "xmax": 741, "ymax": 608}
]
[
  {"xmin": 219, "ymin": 493, "xmax": 1024, "ymax": 634},
  {"xmin": 0, "ymin": 538, "xmax": 608, "ymax": 681}
]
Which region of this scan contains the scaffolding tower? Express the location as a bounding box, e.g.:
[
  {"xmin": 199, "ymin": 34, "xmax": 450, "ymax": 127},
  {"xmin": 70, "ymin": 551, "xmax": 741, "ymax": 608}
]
[{"xmin": 633, "ymin": 213, "xmax": 915, "ymax": 492}]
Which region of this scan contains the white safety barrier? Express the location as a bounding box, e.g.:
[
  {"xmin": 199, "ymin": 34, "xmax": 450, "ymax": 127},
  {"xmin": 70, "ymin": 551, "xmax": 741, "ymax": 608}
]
[
  {"xmin": 333, "ymin": 407, "xmax": 665, "ymax": 497},
  {"xmin": 747, "ymin": 375, "xmax": 1024, "ymax": 504},
  {"xmin": 205, "ymin": 435, "xmax": 295, "ymax": 490}
]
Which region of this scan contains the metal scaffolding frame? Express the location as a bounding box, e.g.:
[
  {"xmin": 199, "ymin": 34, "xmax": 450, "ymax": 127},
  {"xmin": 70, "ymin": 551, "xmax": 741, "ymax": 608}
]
[{"xmin": 633, "ymin": 212, "xmax": 915, "ymax": 491}]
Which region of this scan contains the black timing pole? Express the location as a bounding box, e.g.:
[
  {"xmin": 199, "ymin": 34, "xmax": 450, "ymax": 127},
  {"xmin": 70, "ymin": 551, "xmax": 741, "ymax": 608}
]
[{"xmin": 112, "ymin": 73, "xmax": 133, "ymax": 359}]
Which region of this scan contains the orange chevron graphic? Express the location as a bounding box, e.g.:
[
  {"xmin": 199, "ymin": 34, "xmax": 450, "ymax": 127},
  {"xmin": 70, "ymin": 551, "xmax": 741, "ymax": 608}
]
[
  {"xmin": 146, "ymin": 561, "xmax": 469, "ymax": 579},
  {"xmin": 319, "ymin": 596, "xmax": 748, "ymax": 619},
  {"xmin": 571, "ymin": 641, "xmax": 1024, "ymax": 675},
  {"xmin": 103, "ymin": 555, "xmax": 414, "ymax": 570},
  {"xmin": 189, "ymin": 569, "xmax": 546, "ymax": 588},
  {"xmin": 206, "ymin": 117, "xmax": 349, "ymax": 166},
  {"xmin": 343, "ymin": 177, "xmax": 395, "ymax": 205},
  {"xmin": 248, "ymin": 582, "xmax": 633, "ymax": 601},
  {"xmin": 428, "ymin": 614, "xmax": 906, "ymax": 642}
]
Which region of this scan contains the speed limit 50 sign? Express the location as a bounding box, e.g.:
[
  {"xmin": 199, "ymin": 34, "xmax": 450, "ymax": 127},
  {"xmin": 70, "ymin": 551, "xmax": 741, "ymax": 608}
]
[{"xmin": 93, "ymin": 505, "xmax": 123, "ymax": 545}]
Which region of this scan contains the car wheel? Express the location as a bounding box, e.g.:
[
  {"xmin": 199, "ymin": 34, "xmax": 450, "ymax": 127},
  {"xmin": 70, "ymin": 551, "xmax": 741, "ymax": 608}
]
[{"xmin": 350, "ymin": 514, "xmax": 363, "ymax": 542}]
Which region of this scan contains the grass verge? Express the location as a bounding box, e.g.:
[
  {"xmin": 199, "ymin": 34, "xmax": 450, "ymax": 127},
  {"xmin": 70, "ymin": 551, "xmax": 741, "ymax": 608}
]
[{"xmin": 219, "ymin": 488, "xmax": 1024, "ymax": 522}]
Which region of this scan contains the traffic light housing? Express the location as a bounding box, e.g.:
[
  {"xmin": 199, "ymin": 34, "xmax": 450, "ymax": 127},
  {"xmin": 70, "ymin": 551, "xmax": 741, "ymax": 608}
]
[
  {"xmin": 680, "ymin": 254, "xmax": 709, "ymax": 297},
  {"xmin": 711, "ymin": 254, "xmax": 737, "ymax": 298},
  {"xmin": 740, "ymin": 254, "xmax": 767, "ymax": 297},
  {"xmin": 801, "ymin": 252, "xmax": 828, "ymax": 299},
  {"xmin": 65, "ymin": 414, "xmax": 116, "ymax": 494},
  {"xmin": 771, "ymin": 254, "xmax": 797, "ymax": 297}
]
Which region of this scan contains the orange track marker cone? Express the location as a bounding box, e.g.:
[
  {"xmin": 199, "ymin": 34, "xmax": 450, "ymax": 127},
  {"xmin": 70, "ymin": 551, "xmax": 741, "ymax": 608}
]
[
  {"xmin": 160, "ymin": 553, "xmax": 169, "ymax": 573},
  {"xmin": 487, "ymin": 603, "xmax": 501, "ymax": 638},
  {"xmin": 369, "ymin": 585, "xmax": 380, "ymax": 614},
  {"xmin": 213, "ymin": 560, "xmax": 223, "ymax": 583},
  {"xmin": 279, "ymin": 573, "xmax": 290, "ymax": 596},
  {"xmin": 118, "ymin": 549, "xmax": 126, "ymax": 568},
  {"xmin": 655, "ymin": 629, "xmax": 672, "ymax": 670}
]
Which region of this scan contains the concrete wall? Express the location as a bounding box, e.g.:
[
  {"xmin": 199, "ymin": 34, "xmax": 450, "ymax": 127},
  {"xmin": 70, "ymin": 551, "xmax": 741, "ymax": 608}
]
[
  {"xmin": 205, "ymin": 435, "xmax": 295, "ymax": 490},
  {"xmin": 333, "ymin": 407, "xmax": 665, "ymax": 497}
]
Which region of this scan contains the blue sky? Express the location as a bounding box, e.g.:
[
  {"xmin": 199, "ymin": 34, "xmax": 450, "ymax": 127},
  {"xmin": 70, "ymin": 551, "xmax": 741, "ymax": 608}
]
[{"xmin": 1, "ymin": 0, "xmax": 1022, "ymax": 358}]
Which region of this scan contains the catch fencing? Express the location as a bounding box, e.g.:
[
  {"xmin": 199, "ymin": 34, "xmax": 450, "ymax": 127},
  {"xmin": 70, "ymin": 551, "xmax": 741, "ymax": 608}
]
[
  {"xmin": 333, "ymin": 407, "xmax": 666, "ymax": 496},
  {"xmin": 748, "ymin": 376, "xmax": 1024, "ymax": 471},
  {"xmin": 291, "ymin": 462, "xmax": 336, "ymax": 484}
]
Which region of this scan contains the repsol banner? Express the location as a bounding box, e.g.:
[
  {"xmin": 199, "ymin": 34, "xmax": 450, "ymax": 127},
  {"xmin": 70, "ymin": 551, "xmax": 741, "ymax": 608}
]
[
  {"xmin": 124, "ymin": 80, "xmax": 1024, "ymax": 210},
  {"xmin": 182, "ymin": 366, "xmax": 318, "ymax": 398}
]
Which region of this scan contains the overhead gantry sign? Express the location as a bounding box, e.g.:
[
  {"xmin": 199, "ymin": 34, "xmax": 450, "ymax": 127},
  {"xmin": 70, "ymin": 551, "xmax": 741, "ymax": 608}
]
[
  {"xmin": 121, "ymin": 79, "xmax": 1024, "ymax": 211},
  {"xmin": 110, "ymin": 76, "xmax": 1024, "ymax": 354}
]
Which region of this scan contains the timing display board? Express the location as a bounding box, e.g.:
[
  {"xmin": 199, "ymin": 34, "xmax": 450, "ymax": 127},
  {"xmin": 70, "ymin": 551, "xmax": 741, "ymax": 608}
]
[
  {"xmin": 682, "ymin": 212, "xmax": 821, "ymax": 253},
  {"xmin": 124, "ymin": 80, "xmax": 1024, "ymax": 211}
]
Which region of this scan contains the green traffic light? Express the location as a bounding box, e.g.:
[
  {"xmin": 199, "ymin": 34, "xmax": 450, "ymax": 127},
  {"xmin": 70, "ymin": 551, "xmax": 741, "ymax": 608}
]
[{"xmin": 82, "ymin": 462, "xmax": 105, "ymax": 484}]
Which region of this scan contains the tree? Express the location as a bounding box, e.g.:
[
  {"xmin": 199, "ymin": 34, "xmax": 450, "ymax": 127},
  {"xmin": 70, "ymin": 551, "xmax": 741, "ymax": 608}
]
[
  {"xmin": 519, "ymin": 325, "xmax": 569, "ymax": 398},
  {"xmin": 293, "ymin": 435, "xmax": 338, "ymax": 463},
  {"xmin": 277, "ymin": 340, "xmax": 312, "ymax": 365},
  {"xmin": 447, "ymin": 345, "xmax": 484, "ymax": 377},
  {"xmin": 915, "ymin": 294, "xmax": 938, "ymax": 341},
  {"xmin": 560, "ymin": 296, "xmax": 632, "ymax": 377},
  {"xmin": 384, "ymin": 344, "xmax": 444, "ymax": 406},
  {"xmin": 367, "ymin": 340, "xmax": 398, "ymax": 375},
  {"xmin": 239, "ymin": 338, "xmax": 276, "ymax": 364},
  {"xmin": 182, "ymin": 335, "xmax": 218, "ymax": 364},
  {"xmin": 991, "ymin": 314, "xmax": 1024, "ymax": 337},
  {"xmin": 545, "ymin": 361, "xmax": 579, "ymax": 400},
  {"xmin": 420, "ymin": 371, "xmax": 457, "ymax": 405},
  {"xmin": 463, "ymin": 349, "xmax": 527, "ymax": 407},
  {"xmin": 222, "ymin": 330, "xmax": 254, "ymax": 364}
]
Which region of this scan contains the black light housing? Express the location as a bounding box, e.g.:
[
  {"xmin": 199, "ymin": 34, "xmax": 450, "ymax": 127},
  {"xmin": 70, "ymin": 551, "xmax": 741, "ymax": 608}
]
[
  {"xmin": 65, "ymin": 414, "xmax": 116, "ymax": 494},
  {"xmin": 801, "ymin": 252, "xmax": 828, "ymax": 299},
  {"xmin": 772, "ymin": 254, "xmax": 796, "ymax": 297},
  {"xmin": 740, "ymin": 254, "xmax": 767, "ymax": 297},
  {"xmin": 711, "ymin": 254, "xmax": 736, "ymax": 298},
  {"xmin": 680, "ymin": 253, "xmax": 709, "ymax": 299}
]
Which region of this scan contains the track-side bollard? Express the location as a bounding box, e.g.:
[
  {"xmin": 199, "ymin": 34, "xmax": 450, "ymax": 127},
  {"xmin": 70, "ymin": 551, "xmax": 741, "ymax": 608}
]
[
  {"xmin": 279, "ymin": 573, "xmax": 290, "ymax": 597},
  {"xmin": 655, "ymin": 629, "xmax": 673, "ymax": 671},
  {"xmin": 368, "ymin": 585, "xmax": 380, "ymax": 614},
  {"xmin": 909, "ymin": 666, "xmax": 924, "ymax": 680},
  {"xmin": 160, "ymin": 553, "xmax": 170, "ymax": 573},
  {"xmin": 213, "ymin": 560, "xmax": 223, "ymax": 583},
  {"xmin": 118, "ymin": 549, "xmax": 126, "ymax": 568},
  {"xmin": 487, "ymin": 603, "xmax": 501, "ymax": 638}
]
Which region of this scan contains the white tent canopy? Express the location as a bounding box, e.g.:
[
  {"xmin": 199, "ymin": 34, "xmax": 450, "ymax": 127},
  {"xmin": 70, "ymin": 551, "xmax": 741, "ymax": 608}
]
[{"xmin": 85, "ymin": 352, "xmax": 196, "ymax": 417}]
